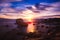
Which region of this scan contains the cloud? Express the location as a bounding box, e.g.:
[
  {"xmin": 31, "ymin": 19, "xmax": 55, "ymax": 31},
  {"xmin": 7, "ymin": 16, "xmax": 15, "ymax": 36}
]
[
  {"xmin": 0, "ymin": 7, "xmax": 18, "ymax": 13},
  {"xmin": 0, "ymin": 3, "xmax": 12, "ymax": 7},
  {"xmin": 45, "ymin": 2, "xmax": 60, "ymax": 12},
  {"xmin": 0, "ymin": 2, "xmax": 60, "ymax": 19},
  {"xmin": 0, "ymin": 0, "xmax": 22, "ymax": 2},
  {"xmin": 51, "ymin": 2, "xmax": 60, "ymax": 12}
]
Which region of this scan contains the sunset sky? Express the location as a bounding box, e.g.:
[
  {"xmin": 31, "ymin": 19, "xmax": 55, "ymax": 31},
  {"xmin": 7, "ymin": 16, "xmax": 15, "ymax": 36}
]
[{"xmin": 0, "ymin": 0, "xmax": 60, "ymax": 19}]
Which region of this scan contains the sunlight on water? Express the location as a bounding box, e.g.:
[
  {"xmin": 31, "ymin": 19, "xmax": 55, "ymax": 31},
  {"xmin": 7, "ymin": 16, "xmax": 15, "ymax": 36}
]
[{"xmin": 27, "ymin": 22, "xmax": 35, "ymax": 33}]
